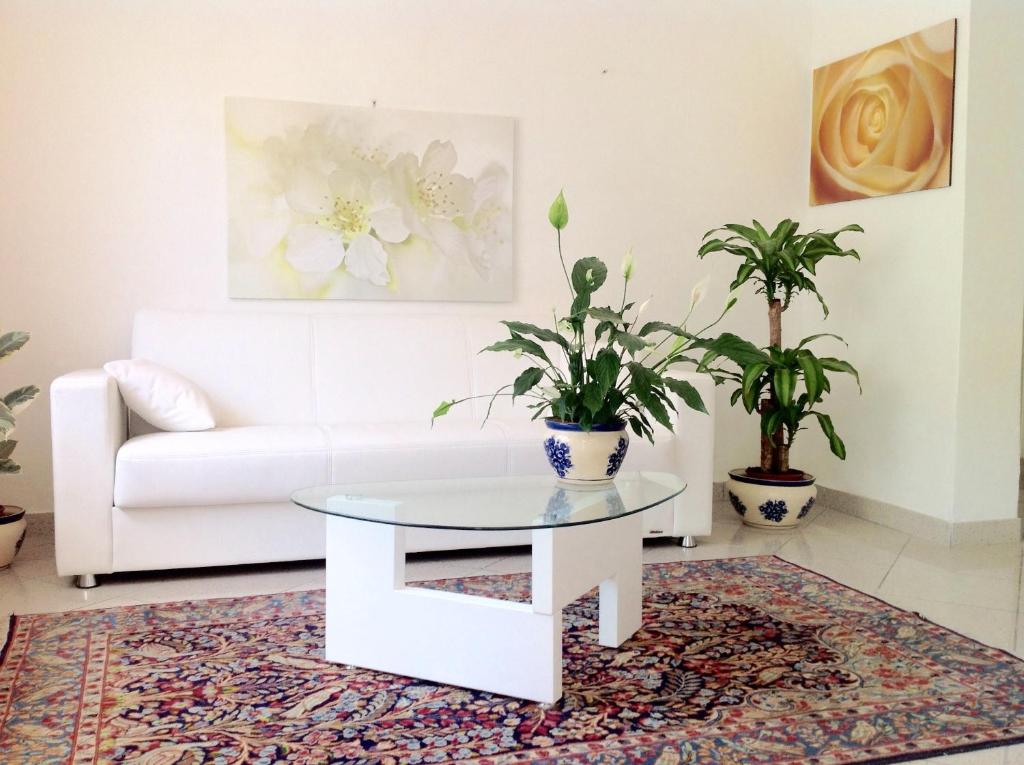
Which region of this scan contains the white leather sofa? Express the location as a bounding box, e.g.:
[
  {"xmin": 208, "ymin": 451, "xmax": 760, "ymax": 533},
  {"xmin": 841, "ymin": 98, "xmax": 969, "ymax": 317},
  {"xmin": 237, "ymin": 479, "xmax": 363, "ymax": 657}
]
[{"xmin": 50, "ymin": 310, "xmax": 715, "ymax": 586}]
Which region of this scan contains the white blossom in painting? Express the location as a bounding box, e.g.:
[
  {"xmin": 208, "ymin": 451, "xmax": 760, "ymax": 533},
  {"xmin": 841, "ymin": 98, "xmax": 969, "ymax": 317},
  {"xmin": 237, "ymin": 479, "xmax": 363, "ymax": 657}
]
[{"xmin": 226, "ymin": 98, "xmax": 514, "ymax": 301}]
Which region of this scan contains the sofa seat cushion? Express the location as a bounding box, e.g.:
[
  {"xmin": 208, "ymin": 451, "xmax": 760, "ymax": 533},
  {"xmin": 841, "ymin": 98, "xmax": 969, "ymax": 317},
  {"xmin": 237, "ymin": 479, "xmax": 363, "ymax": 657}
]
[
  {"xmin": 114, "ymin": 425, "xmax": 330, "ymax": 508},
  {"xmin": 324, "ymin": 420, "xmax": 677, "ymax": 484},
  {"xmin": 323, "ymin": 421, "xmax": 513, "ymax": 483}
]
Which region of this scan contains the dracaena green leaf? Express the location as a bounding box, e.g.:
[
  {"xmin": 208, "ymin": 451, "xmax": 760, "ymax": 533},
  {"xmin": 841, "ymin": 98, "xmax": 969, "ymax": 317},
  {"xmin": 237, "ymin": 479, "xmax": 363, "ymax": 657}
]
[
  {"xmin": 773, "ymin": 367, "xmax": 795, "ymax": 406},
  {"xmin": 813, "ymin": 411, "xmax": 847, "ymax": 459},
  {"xmin": 0, "ymin": 440, "xmax": 15, "ymax": 460},
  {"xmin": 796, "ymin": 350, "xmax": 824, "ymax": 403},
  {"xmin": 819, "ymin": 357, "xmax": 862, "ymax": 392},
  {"xmin": 0, "ymin": 458, "xmax": 20, "ymax": 474},
  {"xmin": 741, "ymin": 362, "xmax": 769, "ymax": 412},
  {"xmin": 797, "ymin": 333, "xmax": 846, "ymax": 349}
]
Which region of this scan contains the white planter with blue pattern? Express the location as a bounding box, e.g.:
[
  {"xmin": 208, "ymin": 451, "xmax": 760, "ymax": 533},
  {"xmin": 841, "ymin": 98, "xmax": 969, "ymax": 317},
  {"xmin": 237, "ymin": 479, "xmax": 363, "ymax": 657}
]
[
  {"xmin": 726, "ymin": 469, "xmax": 816, "ymax": 529},
  {"xmin": 543, "ymin": 420, "xmax": 629, "ymax": 486}
]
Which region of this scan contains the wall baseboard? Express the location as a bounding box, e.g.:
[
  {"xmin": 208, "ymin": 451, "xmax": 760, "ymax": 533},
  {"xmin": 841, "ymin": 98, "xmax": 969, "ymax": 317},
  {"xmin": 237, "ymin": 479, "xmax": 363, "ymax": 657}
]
[{"xmin": 715, "ymin": 480, "xmax": 1023, "ymax": 546}]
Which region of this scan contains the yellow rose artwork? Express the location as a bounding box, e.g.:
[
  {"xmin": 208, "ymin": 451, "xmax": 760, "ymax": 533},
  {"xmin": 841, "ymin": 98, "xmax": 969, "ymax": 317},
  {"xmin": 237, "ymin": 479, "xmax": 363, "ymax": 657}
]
[{"xmin": 810, "ymin": 19, "xmax": 957, "ymax": 205}]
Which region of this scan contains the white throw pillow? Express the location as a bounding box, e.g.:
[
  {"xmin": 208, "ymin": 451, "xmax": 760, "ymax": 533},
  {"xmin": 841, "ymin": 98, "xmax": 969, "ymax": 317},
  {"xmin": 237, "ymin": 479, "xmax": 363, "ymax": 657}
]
[{"xmin": 103, "ymin": 359, "xmax": 216, "ymax": 432}]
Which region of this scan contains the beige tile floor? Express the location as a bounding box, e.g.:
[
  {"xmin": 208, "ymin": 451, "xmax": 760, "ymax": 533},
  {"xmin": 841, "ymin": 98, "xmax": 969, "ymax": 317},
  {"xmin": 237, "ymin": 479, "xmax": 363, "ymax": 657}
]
[{"xmin": 2, "ymin": 501, "xmax": 1023, "ymax": 764}]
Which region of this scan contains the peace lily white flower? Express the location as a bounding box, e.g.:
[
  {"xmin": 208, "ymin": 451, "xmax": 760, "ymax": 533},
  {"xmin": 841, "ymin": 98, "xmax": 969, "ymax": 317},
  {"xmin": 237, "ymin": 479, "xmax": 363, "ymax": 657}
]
[
  {"xmin": 621, "ymin": 249, "xmax": 635, "ymax": 281},
  {"xmin": 689, "ymin": 275, "xmax": 712, "ymax": 309}
]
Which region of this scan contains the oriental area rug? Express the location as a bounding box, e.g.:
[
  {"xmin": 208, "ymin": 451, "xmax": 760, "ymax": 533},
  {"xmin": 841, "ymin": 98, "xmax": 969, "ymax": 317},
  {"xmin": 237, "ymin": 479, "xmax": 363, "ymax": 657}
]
[{"xmin": 2, "ymin": 556, "xmax": 1023, "ymax": 764}]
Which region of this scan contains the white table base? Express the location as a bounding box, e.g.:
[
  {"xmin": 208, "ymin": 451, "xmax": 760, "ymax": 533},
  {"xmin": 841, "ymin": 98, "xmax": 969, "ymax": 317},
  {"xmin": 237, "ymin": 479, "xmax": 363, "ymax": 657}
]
[{"xmin": 324, "ymin": 512, "xmax": 644, "ymax": 703}]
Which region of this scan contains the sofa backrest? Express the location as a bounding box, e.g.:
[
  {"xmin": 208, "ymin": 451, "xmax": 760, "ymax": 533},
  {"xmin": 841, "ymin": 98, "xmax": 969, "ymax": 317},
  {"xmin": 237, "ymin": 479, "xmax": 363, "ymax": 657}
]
[{"xmin": 132, "ymin": 310, "xmax": 537, "ymax": 426}]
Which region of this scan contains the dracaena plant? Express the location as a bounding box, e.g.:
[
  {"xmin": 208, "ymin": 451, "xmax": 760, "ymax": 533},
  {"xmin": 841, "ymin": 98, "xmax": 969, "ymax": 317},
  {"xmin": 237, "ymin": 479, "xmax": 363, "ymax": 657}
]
[
  {"xmin": 433, "ymin": 191, "xmax": 732, "ymax": 442},
  {"xmin": 693, "ymin": 219, "xmax": 862, "ymax": 473},
  {"xmin": 0, "ymin": 330, "xmax": 40, "ymax": 474}
]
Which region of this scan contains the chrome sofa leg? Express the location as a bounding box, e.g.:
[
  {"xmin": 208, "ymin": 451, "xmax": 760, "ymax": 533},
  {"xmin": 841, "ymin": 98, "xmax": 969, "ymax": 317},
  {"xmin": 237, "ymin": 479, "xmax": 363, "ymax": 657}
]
[
  {"xmin": 75, "ymin": 574, "xmax": 98, "ymax": 589},
  {"xmin": 677, "ymin": 535, "xmax": 697, "ymax": 549}
]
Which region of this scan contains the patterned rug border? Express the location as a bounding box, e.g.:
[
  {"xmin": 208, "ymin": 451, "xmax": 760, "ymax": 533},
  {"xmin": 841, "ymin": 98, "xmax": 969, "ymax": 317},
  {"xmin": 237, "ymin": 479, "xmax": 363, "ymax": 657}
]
[
  {"xmin": 766, "ymin": 555, "xmax": 1024, "ymax": 765},
  {"xmin": 3, "ymin": 554, "xmax": 1024, "ymax": 765}
]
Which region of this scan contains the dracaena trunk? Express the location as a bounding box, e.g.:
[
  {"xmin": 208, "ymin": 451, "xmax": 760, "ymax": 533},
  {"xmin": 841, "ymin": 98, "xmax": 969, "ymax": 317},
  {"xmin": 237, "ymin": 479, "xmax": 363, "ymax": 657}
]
[{"xmin": 760, "ymin": 299, "xmax": 785, "ymax": 472}]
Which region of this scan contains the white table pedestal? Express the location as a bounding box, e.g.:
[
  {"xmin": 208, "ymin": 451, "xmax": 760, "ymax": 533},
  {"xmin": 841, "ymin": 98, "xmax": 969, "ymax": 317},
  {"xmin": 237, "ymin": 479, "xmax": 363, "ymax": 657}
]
[{"xmin": 323, "ymin": 511, "xmax": 644, "ymax": 703}]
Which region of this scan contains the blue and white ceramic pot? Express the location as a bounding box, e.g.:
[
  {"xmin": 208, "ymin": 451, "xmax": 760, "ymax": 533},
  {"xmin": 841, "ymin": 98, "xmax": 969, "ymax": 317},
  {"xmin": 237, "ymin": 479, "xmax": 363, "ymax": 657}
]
[
  {"xmin": 543, "ymin": 419, "xmax": 630, "ymax": 486},
  {"xmin": 0, "ymin": 505, "xmax": 26, "ymax": 569},
  {"xmin": 726, "ymin": 469, "xmax": 816, "ymax": 529}
]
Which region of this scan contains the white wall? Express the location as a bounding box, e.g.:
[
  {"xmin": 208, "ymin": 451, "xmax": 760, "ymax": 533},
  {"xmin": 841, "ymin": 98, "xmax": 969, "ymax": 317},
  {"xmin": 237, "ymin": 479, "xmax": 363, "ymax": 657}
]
[
  {"xmin": 951, "ymin": 0, "xmax": 1024, "ymax": 523},
  {"xmin": 793, "ymin": 0, "xmax": 972, "ymax": 521},
  {"xmin": 796, "ymin": 0, "xmax": 1024, "ymax": 526},
  {"xmin": 0, "ymin": 0, "xmax": 807, "ymax": 513}
]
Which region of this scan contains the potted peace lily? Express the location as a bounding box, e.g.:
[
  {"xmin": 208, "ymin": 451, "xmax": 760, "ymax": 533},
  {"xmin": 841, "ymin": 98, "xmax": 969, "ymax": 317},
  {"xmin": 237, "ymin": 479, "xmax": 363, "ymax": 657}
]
[
  {"xmin": 0, "ymin": 329, "xmax": 39, "ymax": 568},
  {"xmin": 433, "ymin": 191, "xmax": 731, "ymax": 485},
  {"xmin": 692, "ymin": 219, "xmax": 862, "ymax": 527}
]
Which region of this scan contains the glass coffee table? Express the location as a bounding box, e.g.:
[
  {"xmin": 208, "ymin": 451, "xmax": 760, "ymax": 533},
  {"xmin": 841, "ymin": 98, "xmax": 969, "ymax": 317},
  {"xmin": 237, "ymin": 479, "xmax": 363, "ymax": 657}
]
[{"xmin": 291, "ymin": 471, "xmax": 685, "ymax": 703}]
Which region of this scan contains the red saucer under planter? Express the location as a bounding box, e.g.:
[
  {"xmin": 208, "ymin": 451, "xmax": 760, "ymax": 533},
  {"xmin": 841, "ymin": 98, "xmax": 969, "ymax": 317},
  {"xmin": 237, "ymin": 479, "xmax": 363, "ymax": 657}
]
[{"xmin": 741, "ymin": 467, "xmax": 814, "ymax": 482}]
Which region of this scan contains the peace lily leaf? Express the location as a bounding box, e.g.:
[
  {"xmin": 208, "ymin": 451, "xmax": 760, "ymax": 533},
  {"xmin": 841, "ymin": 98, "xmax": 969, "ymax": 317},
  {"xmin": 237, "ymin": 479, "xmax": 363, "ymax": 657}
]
[
  {"xmin": 571, "ymin": 257, "xmax": 607, "ymax": 295},
  {"xmin": 581, "ymin": 381, "xmax": 605, "ymax": 415},
  {"xmin": 426, "ymin": 193, "xmax": 730, "ymax": 442},
  {"xmin": 638, "ymin": 321, "xmax": 683, "ymax": 337},
  {"xmin": 500, "ymin": 321, "xmax": 569, "ymax": 350},
  {"xmin": 482, "ymin": 334, "xmax": 551, "ymax": 365},
  {"xmin": 590, "ymin": 347, "xmax": 619, "ymax": 393},
  {"xmin": 613, "ymin": 330, "xmax": 649, "ymax": 356},
  {"xmin": 431, "ymin": 400, "xmax": 455, "ymax": 423},
  {"xmin": 586, "ymin": 306, "xmax": 625, "ymax": 323},
  {"xmin": 662, "ymin": 378, "xmax": 707, "ymax": 414},
  {"xmin": 512, "ymin": 367, "xmax": 544, "ymax": 400}
]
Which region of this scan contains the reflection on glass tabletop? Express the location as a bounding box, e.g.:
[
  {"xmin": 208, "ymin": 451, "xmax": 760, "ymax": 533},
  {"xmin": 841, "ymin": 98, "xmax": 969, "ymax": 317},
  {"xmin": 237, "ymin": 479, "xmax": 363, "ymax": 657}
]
[{"xmin": 290, "ymin": 471, "xmax": 685, "ymax": 531}]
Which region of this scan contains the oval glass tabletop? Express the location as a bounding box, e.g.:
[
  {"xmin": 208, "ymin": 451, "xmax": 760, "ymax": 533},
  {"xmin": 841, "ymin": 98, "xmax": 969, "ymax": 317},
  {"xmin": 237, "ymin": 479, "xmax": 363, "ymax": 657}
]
[{"xmin": 291, "ymin": 471, "xmax": 685, "ymax": 531}]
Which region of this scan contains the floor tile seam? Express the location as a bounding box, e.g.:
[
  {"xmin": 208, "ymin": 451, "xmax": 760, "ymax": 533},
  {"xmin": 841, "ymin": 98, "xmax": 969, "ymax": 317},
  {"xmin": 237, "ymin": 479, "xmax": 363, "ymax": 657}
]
[
  {"xmin": 875, "ymin": 535, "xmax": 912, "ymax": 594},
  {"xmin": 1012, "ymin": 551, "xmax": 1024, "ymax": 649},
  {"xmin": 871, "ymin": 590, "xmax": 1021, "ymax": 615}
]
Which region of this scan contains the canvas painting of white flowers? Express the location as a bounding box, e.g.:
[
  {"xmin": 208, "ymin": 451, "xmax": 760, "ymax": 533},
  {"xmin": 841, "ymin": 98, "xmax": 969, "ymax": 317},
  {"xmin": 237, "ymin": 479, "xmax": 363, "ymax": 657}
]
[{"xmin": 226, "ymin": 98, "xmax": 514, "ymax": 301}]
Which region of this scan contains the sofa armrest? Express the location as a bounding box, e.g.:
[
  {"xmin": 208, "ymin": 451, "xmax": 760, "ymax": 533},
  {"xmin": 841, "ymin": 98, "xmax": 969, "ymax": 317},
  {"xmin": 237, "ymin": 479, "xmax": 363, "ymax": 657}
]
[
  {"xmin": 51, "ymin": 369, "xmax": 127, "ymax": 576},
  {"xmin": 668, "ymin": 371, "xmax": 716, "ymax": 537}
]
